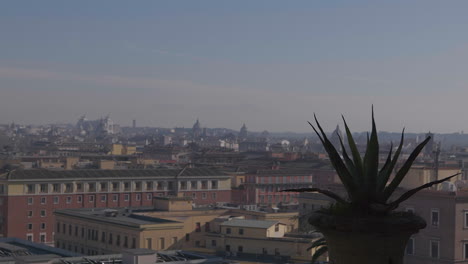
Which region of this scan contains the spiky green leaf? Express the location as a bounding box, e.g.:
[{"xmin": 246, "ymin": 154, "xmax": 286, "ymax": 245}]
[
  {"xmin": 309, "ymin": 116, "xmax": 357, "ymax": 199},
  {"xmin": 337, "ymin": 132, "xmax": 360, "ymax": 187},
  {"xmin": 376, "ymin": 130, "xmax": 405, "ymax": 199},
  {"xmin": 342, "ymin": 115, "xmax": 364, "ymax": 184},
  {"xmin": 386, "ymin": 172, "xmax": 460, "ymax": 211},
  {"xmin": 280, "ymin": 187, "xmax": 348, "ymax": 205},
  {"xmin": 382, "ymin": 136, "xmax": 431, "ymax": 201},
  {"xmin": 363, "ymin": 108, "xmax": 379, "ymax": 196}
]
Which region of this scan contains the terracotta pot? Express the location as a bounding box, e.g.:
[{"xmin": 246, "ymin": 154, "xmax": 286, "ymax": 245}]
[{"xmin": 309, "ymin": 211, "xmax": 426, "ymax": 264}]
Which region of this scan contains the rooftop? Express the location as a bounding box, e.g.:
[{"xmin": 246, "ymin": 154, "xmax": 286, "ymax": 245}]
[
  {"xmin": 220, "ymin": 219, "xmax": 280, "ymax": 229},
  {"xmin": 1, "ymin": 167, "xmax": 228, "ymax": 180},
  {"xmin": 55, "ymin": 208, "xmax": 181, "ymax": 228}
]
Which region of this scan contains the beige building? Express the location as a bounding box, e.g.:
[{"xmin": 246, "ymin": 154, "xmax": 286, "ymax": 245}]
[
  {"xmin": 54, "ymin": 196, "xmax": 319, "ymax": 262},
  {"xmin": 400, "ymin": 167, "xmax": 462, "ymax": 190},
  {"xmin": 205, "ymin": 219, "xmax": 321, "ymax": 262}
]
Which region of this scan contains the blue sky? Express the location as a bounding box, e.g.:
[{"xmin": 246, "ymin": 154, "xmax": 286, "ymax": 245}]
[{"xmin": 1, "ymin": 1, "xmax": 468, "ymax": 133}]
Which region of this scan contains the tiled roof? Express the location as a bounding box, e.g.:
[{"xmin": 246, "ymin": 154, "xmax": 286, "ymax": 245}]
[
  {"xmin": 3, "ymin": 168, "xmax": 228, "ymax": 180},
  {"xmin": 220, "ymin": 219, "xmax": 279, "ymax": 229}
]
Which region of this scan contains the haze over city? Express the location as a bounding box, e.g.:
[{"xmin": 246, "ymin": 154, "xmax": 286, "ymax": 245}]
[{"xmin": 2, "ymin": 1, "xmax": 468, "ymax": 133}]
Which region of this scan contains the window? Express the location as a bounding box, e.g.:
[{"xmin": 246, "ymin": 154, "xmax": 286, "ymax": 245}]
[
  {"xmin": 185, "ymin": 234, "xmax": 190, "ymax": 241},
  {"xmin": 239, "ymin": 228, "xmax": 244, "ymax": 235},
  {"xmin": 201, "ymin": 181, "xmax": 208, "ymax": 189},
  {"xmin": 191, "ymin": 181, "xmax": 198, "ymax": 189},
  {"xmin": 146, "ymin": 181, "xmax": 153, "ymax": 191},
  {"xmin": 116, "ymin": 235, "xmax": 120, "ymax": 246},
  {"xmin": 195, "ymin": 222, "xmax": 201, "ymax": 232},
  {"xmin": 135, "ymin": 182, "xmax": 142, "ymax": 191},
  {"xmin": 27, "ymin": 197, "xmax": 33, "ymax": 205},
  {"xmin": 136, "ymin": 194, "xmax": 141, "ymax": 201},
  {"xmin": 159, "ymin": 238, "xmax": 165, "ymax": 249},
  {"xmin": 41, "ymin": 223, "xmax": 46, "ymax": 230},
  {"xmin": 431, "ymin": 209, "xmax": 439, "ymax": 227},
  {"xmin": 464, "ymin": 212, "xmax": 468, "ymax": 228},
  {"xmin": 430, "ymin": 240, "xmax": 440, "ymax": 258},
  {"xmin": 77, "ymin": 195, "xmax": 82, "ymax": 203},
  {"xmin": 26, "ymin": 184, "xmax": 35, "ymax": 194},
  {"xmin": 88, "ymin": 182, "xmax": 96, "ymax": 192},
  {"xmin": 464, "ymin": 242, "xmax": 468, "ymax": 259},
  {"xmin": 226, "ymin": 228, "xmax": 231, "ymax": 234},
  {"xmin": 132, "ymin": 238, "xmax": 136, "ymax": 249},
  {"xmin": 56, "ymin": 222, "xmax": 60, "ymax": 233},
  {"xmin": 101, "ymin": 232, "xmax": 106, "ymax": 242},
  {"xmin": 101, "ymin": 195, "xmax": 106, "ymax": 202},
  {"xmin": 113, "ymin": 194, "xmax": 118, "ymax": 202},
  {"xmin": 168, "ymin": 182, "xmax": 173, "ymax": 190},
  {"xmin": 26, "ymin": 234, "xmax": 33, "ymax": 242},
  {"xmin": 202, "ymin": 192, "xmax": 207, "ymax": 199},
  {"xmin": 123, "ymin": 182, "xmax": 130, "ymax": 191},
  {"xmin": 192, "ymin": 193, "xmax": 197, "ymax": 199},
  {"xmin": 238, "ymin": 246, "xmax": 243, "ymax": 252},
  {"xmin": 275, "ymin": 224, "xmax": 280, "ymax": 232},
  {"xmin": 112, "ymin": 182, "xmax": 119, "ymax": 191},
  {"xmin": 211, "ymin": 180, "xmax": 218, "ymax": 189},
  {"xmin": 211, "ymin": 240, "xmax": 216, "ymax": 246},
  {"xmin": 109, "ymin": 233, "xmax": 113, "ymax": 244},
  {"xmin": 205, "ymin": 222, "xmax": 211, "ymax": 232},
  {"xmin": 406, "ymin": 207, "xmax": 415, "ymax": 214},
  {"xmin": 195, "ymin": 240, "xmax": 200, "ymax": 247},
  {"xmin": 40, "ymin": 184, "xmax": 48, "ymax": 193},
  {"xmin": 54, "ymin": 196, "xmax": 59, "ymax": 204},
  {"xmin": 180, "ymin": 181, "xmax": 187, "ymax": 190},
  {"xmin": 40, "ymin": 197, "xmax": 46, "ymax": 204},
  {"xmin": 124, "ymin": 236, "xmax": 128, "ymax": 248},
  {"xmin": 27, "ymin": 223, "xmax": 33, "ymax": 230},
  {"xmin": 100, "ymin": 182, "xmax": 107, "ymax": 192},
  {"xmin": 146, "ymin": 193, "xmax": 152, "ymax": 200},
  {"xmin": 172, "ymin": 237, "xmax": 177, "ymax": 245},
  {"xmin": 406, "ymin": 237, "xmax": 414, "ymax": 255},
  {"xmin": 28, "ymin": 210, "xmax": 33, "ymax": 218},
  {"xmin": 52, "ymin": 183, "xmax": 60, "ymax": 193},
  {"xmin": 124, "ymin": 194, "xmax": 129, "ymax": 201},
  {"xmin": 65, "ymin": 183, "xmax": 72, "ymax": 193},
  {"xmin": 40, "ymin": 210, "xmax": 46, "ymax": 217},
  {"xmin": 225, "ymin": 245, "xmax": 231, "ymax": 252},
  {"xmin": 76, "ymin": 183, "xmax": 83, "ymax": 192},
  {"xmin": 146, "ymin": 238, "xmax": 152, "ymax": 249},
  {"xmin": 66, "ymin": 196, "xmax": 72, "ymax": 204},
  {"xmin": 211, "ymin": 192, "xmax": 217, "ymax": 200},
  {"xmin": 89, "ymin": 195, "xmax": 95, "ymax": 202}
]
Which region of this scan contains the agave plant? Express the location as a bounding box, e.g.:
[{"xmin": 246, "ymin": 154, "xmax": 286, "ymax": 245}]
[{"xmin": 284, "ymin": 109, "xmax": 459, "ymax": 215}]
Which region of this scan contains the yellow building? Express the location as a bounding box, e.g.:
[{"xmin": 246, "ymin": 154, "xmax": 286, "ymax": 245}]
[
  {"xmin": 205, "ymin": 218, "xmax": 322, "ymax": 262},
  {"xmin": 109, "ymin": 144, "xmax": 137, "ymax": 155},
  {"xmin": 54, "ymin": 196, "xmax": 320, "ymax": 262}
]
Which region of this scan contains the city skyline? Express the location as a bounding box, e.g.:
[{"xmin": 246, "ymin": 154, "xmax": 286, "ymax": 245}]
[{"xmin": 2, "ymin": 1, "xmax": 468, "ymax": 133}]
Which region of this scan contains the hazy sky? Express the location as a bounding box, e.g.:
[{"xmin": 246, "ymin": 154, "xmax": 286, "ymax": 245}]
[{"xmin": 2, "ymin": 1, "xmax": 468, "ymax": 133}]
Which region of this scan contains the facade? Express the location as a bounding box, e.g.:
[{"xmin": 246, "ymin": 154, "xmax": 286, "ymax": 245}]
[
  {"xmin": 0, "ymin": 168, "xmax": 231, "ymax": 244},
  {"xmin": 54, "ymin": 199, "xmax": 317, "ymax": 263},
  {"xmin": 232, "ymin": 169, "xmax": 314, "ymax": 207},
  {"xmin": 401, "ymin": 190, "xmax": 468, "ymax": 264},
  {"xmin": 206, "ymin": 219, "xmax": 321, "ymax": 262}
]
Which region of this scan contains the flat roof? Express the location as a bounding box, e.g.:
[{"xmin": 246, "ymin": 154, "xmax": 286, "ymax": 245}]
[
  {"xmin": 55, "ymin": 208, "xmax": 181, "ymax": 228},
  {"xmin": 220, "ymin": 219, "xmax": 280, "ymax": 229}
]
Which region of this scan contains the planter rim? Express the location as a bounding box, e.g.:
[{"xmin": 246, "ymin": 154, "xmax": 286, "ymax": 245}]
[{"xmin": 309, "ymin": 211, "xmax": 426, "ymax": 234}]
